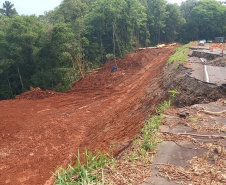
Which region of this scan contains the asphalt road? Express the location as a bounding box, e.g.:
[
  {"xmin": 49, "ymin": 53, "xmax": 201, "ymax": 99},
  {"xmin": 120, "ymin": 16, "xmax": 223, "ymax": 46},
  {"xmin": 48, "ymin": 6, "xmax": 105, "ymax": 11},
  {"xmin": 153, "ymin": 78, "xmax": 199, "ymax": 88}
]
[
  {"xmin": 187, "ymin": 56, "xmax": 226, "ymax": 85},
  {"xmin": 189, "ymin": 63, "xmax": 226, "ymax": 85},
  {"xmin": 206, "ymin": 65, "xmax": 226, "ymax": 85}
]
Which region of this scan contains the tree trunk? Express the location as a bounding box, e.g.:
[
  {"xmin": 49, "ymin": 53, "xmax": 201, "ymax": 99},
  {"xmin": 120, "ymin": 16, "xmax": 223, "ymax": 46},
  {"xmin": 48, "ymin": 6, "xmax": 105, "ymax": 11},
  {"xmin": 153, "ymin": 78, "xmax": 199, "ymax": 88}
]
[
  {"xmin": 17, "ymin": 66, "xmax": 24, "ymax": 92},
  {"xmin": 115, "ymin": 32, "xmax": 122, "ymax": 57},
  {"xmin": 113, "ymin": 23, "xmax": 116, "ymax": 58},
  {"xmin": 73, "ymin": 55, "xmax": 84, "ymax": 79},
  {"xmin": 100, "ymin": 31, "xmax": 104, "ymax": 63},
  {"xmin": 69, "ymin": 55, "xmax": 77, "ymax": 78},
  {"xmin": 158, "ymin": 27, "xmax": 161, "ymax": 44},
  {"xmin": 6, "ymin": 73, "xmax": 13, "ymax": 98}
]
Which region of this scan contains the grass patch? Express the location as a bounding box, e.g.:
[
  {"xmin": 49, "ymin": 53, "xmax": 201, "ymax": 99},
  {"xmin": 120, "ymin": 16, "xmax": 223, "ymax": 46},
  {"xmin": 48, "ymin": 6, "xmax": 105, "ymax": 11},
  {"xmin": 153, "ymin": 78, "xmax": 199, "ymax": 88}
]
[
  {"xmin": 54, "ymin": 150, "xmax": 112, "ymax": 185},
  {"xmin": 191, "ymin": 116, "xmax": 199, "ymax": 125},
  {"xmin": 168, "ymin": 43, "xmax": 190, "ymax": 64}
]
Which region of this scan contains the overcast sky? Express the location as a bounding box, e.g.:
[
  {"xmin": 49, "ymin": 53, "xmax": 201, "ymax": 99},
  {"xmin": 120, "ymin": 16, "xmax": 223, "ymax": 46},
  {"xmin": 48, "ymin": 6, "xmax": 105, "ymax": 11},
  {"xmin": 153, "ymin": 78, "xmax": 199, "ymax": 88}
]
[
  {"xmin": 1, "ymin": 0, "xmax": 221, "ymax": 16},
  {"xmin": 2, "ymin": 0, "xmax": 63, "ymax": 15}
]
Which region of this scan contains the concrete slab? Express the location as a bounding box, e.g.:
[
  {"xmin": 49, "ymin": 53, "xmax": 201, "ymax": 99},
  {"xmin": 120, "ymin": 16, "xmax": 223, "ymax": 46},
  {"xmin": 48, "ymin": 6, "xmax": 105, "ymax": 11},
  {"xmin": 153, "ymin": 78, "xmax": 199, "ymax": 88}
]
[
  {"xmin": 160, "ymin": 124, "xmax": 194, "ymax": 134},
  {"xmin": 187, "ymin": 63, "xmax": 205, "ymax": 81}
]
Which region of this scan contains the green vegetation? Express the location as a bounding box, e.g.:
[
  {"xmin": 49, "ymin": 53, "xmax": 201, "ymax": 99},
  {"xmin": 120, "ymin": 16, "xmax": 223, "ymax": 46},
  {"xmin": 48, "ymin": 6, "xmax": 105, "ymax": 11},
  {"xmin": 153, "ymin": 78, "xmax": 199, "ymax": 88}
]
[
  {"xmin": 141, "ymin": 114, "xmax": 163, "ymax": 152},
  {"xmin": 1, "ymin": 0, "xmax": 226, "ymax": 100},
  {"xmin": 168, "ymin": 44, "xmax": 191, "ymax": 64},
  {"xmin": 168, "ymin": 89, "xmax": 180, "ymax": 97},
  {"xmin": 54, "ymin": 150, "xmax": 112, "ymax": 184},
  {"xmin": 191, "ymin": 115, "xmax": 199, "ymax": 125},
  {"xmin": 0, "ymin": 1, "xmax": 17, "ymax": 17}
]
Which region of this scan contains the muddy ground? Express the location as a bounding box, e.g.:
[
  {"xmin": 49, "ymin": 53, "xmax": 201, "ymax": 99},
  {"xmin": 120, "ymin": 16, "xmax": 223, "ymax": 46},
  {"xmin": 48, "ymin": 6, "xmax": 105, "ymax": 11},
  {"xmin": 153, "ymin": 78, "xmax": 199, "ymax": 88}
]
[{"xmin": 0, "ymin": 46, "xmax": 177, "ymax": 185}]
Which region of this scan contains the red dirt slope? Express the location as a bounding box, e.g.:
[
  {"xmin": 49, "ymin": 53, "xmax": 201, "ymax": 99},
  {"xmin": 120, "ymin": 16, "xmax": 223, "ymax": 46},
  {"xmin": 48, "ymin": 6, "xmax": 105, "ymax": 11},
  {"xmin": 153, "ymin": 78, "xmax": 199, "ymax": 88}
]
[{"xmin": 0, "ymin": 46, "xmax": 177, "ymax": 185}]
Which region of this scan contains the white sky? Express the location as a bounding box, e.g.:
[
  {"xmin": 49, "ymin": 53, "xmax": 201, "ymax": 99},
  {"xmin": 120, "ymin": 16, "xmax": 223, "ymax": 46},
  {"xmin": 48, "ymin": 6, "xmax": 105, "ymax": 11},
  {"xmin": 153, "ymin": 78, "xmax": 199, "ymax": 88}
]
[
  {"xmin": 1, "ymin": 0, "xmax": 63, "ymax": 15},
  {"xmin": 0, "ymin": 0, "xmax": 223, "ymax": 16}
]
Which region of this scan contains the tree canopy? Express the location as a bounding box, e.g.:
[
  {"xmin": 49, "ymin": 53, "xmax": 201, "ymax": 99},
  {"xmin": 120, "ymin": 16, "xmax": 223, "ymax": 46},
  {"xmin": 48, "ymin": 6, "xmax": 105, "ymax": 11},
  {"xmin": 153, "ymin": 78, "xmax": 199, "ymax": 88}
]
[{"xmin": 0, "ymin": 1, "xmax": 18, "ymax": 17}]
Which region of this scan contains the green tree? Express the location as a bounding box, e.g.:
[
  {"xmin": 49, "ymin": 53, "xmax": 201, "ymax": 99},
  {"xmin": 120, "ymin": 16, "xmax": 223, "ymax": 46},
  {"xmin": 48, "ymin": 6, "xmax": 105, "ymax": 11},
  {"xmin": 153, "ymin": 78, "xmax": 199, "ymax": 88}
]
[
  {"xmin": 145, "ymin": 0, "xmax": 169, "ymax": 45},
  {"xmin": 52, "ymin": 22, "xmax": 87, "ymax": 79},
  {"xmin": 42, "ymin": 0, "xmax": 89, "ymax": 24},
  {"xmin": 180, "ymin": 0, "xmax": 198, "ymax": 20},
  {"xmin": 0, "ymin": 1, "xmax": 18, "ymax": 17},
  {"xmin": 85, "ymin": 0, "xmax": 149, "ymax": 62},
  {"xmin": 0, "ymin": 16, "xmax": 45, "ymax": 97},
  {"xmin": 163, "ymin": 3, "xmax": 185, "ymax": 43},
  {"xmin": 186, "ymin": 0, "xmax": 226, "ymax": 40}
]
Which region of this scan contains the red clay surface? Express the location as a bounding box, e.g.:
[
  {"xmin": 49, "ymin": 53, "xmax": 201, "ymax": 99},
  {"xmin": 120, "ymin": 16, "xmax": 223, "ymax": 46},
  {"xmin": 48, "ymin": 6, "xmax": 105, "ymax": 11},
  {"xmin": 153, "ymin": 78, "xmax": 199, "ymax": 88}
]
[{"xmin": 0, "ymin": 46, "xmax": 177, "ymax": 185}]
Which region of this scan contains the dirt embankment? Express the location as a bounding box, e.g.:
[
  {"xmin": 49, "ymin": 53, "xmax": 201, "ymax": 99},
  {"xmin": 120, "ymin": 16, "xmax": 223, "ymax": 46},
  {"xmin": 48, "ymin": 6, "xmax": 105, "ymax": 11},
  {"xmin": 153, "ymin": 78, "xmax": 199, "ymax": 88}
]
[{"xmin": 0, "ymin": 46, "xmax": 177, "ymax": 185}]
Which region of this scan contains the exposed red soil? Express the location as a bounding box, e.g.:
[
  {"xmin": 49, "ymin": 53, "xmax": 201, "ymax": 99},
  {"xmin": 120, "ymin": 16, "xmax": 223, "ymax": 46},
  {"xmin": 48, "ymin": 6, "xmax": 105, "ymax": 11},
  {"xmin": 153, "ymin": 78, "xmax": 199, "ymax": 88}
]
[
  {"xmin": 0, "ymin": 46, "xmax": 177, "ymax": 185},
  {"xmin": 16, "ymin": 89, "xmax": 62, "ymax": 100}
]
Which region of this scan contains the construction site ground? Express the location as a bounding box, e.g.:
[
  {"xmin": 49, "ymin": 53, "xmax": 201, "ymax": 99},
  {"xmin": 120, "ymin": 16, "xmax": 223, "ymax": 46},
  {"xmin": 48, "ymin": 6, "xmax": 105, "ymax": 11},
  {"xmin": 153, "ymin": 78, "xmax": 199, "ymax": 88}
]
[{"xmin": 0, "ymin": 45, "xmax": 177, "ymax": 185}]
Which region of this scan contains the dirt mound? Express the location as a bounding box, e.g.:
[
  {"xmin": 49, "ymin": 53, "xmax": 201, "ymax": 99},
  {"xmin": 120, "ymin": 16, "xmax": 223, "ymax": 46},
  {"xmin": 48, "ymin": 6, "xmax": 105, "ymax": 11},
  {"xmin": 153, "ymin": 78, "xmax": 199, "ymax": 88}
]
[{"xmin": 16, "ymin": 88, "xmax": 61, "ymax": 100}]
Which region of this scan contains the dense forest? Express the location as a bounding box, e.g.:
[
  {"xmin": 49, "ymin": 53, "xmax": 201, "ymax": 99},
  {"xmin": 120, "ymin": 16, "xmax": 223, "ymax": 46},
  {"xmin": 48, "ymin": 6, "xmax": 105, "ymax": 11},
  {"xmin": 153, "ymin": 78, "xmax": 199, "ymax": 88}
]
[{"xmin": 0, "ymin": 0, "xmax": 226, "ymax": 100}]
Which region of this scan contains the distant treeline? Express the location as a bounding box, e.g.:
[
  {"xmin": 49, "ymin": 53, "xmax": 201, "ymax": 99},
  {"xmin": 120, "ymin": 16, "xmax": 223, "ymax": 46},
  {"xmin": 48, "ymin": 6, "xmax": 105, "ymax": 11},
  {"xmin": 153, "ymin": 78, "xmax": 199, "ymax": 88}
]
[{"xmin": 0, "ymin": 0, "xmax": 226, "ymax": 100}]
